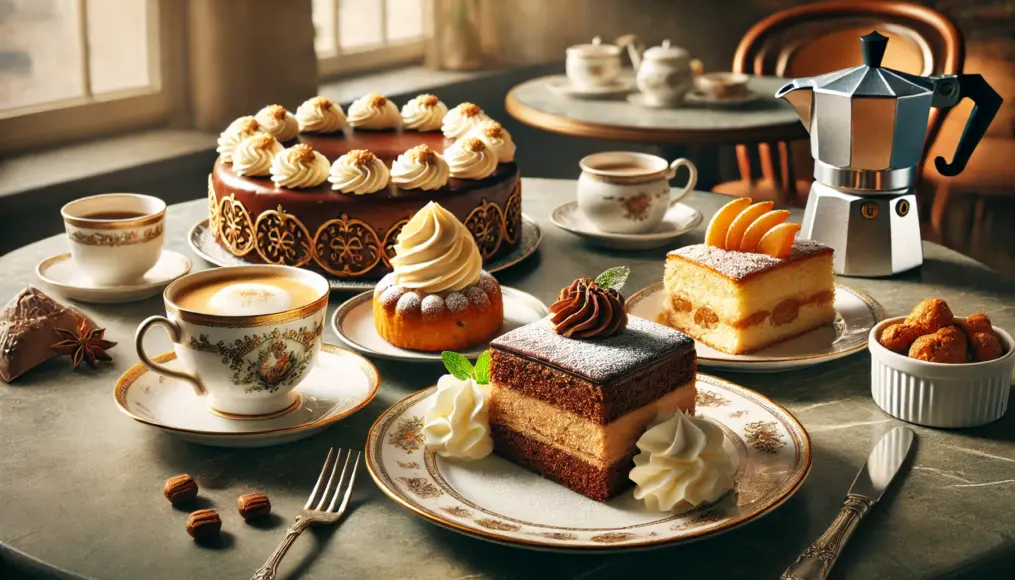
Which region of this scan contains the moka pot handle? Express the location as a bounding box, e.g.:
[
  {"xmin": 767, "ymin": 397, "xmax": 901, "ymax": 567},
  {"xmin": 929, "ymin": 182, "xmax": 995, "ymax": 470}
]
[{"xmin": 931, "ymin": 74, "xmax": 1003, "ymax": 177}]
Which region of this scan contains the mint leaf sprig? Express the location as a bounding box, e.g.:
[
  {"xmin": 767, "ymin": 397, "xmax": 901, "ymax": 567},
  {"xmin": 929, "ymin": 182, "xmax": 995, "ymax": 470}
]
[
  {"xmin": 594, "ymin": 266, "xmax": 630, "ymax": 292},
  {"xmin": 441, "ymin": 350, "xmax": 491, "ymax": 384}
]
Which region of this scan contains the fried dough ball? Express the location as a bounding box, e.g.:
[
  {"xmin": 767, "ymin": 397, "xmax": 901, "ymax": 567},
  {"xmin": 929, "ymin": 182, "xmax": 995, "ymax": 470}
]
[
  {"xmin": 909, "ymin": 326, "xmax": 968, "ymax": 364},
  {"xmin": 905, "ymin": 298, "xmax": 954, "ymax": 334},
  {"xmin": 879, "ymin": 323, "xmax": 924, "ymax": 353},
  {"xmin": 959, "ymin": 313, "xmax": 993, "ymax": 335},
  {"xmin": 957, "ymin": 313, "xmax": 1004, "ymax": 362}
]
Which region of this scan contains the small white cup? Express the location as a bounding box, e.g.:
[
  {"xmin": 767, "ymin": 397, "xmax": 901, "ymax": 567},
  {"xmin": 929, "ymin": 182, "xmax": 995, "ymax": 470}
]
[
  {"xmin": 566, "ymin": 37, "xmax": 622, "ymax": 89},
  {"xmin": 577, "ymin": 152, "xmax": 698, "ymax": 234},
  {"xmin": 61, "ymin": 193, "xmax": 166, "ymax": 286},
  {"xmin": 135, "ymin": 265, "xmax": 330, "ymax": 418}
]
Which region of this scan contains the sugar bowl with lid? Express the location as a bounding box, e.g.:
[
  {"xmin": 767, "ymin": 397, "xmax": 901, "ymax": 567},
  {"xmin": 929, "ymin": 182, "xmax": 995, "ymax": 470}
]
[{"xmin": 628, "ymin": 39, "xmax": 694, "ymax": 105}]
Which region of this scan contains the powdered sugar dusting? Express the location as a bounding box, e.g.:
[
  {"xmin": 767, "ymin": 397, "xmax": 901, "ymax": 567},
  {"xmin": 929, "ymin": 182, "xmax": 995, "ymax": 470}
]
[
  {"xmin": 669, "ymin": 240, "xmax": 831, "ymax": 281},
  {"xmin": 465, "ymin": 286, "xmax": 489, "ymax": 307},
  {"xmin": 445, "ymin": 292, "xmax": 468, "ymax": 313},
  {"xmin": 477, "ymin": 271, "xmax": 498, "ymax": 294},
  {"xmin": 491, "ymin": 316, "xmax": 693, "ymax": 383},
  {"xmin": 374, "ymin": 274, "xmax": 499, "ymax": 316},
  {"xmin": 375, "ymin": 273, "xmax": 396, "ymax": 297},
  {"xmin": 396, "ymin": 291, "xmax": 422, "ymax": 313},
  {"xmin": 420, "ymin": 295, "xmax": 445, "ymax": 320}
]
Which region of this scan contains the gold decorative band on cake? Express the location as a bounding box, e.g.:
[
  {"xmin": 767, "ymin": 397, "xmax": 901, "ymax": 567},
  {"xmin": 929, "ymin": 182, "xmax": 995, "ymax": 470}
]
[
  {"xmin": 381, "ymin": 217, "xmax": 410, "ymax": 269},
  {"xmin": 465, "ymin": 198, "xmax": 505, "ymax": 259},
  {"xmin": 207, "ymin": 174, "xmax": 220, "ymax": 233},
  {"xmin": 68, "ymin": 223, "xmax": 163, "ymax": 247},
  {"xmin": 166, "ymin": 293, "xmax": 328, "ymax": 328},
  {"xmin": 254, "ymin": 206, "xmax": 313, "ymax": 267},
  {"xmin": 312, "ymin": 213, "xmax": 383, "ymax": 276},
  {"xmin": 667, "ymin": 290, "xmax": 835, "ymax": 330},
  {"xmin": 63, "ymin": 208, "xmax": 165, "ymax": 230},
  {"xmin": 503, "ymin": 181, "xmax": 522, "ymax": 245},
  {"xmin": 217, "ymin": 193, "xmax": 256, "ymax": 256}
]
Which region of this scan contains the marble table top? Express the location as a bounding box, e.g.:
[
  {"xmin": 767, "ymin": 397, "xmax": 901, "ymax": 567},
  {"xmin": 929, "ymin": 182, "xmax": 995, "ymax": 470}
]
[
  {"xmin": 3, "ymin": 179, "xmax": 1015, "ymax": 579},
  {"xmin": 505, "ymin": 75, "xmax": 808, "ymax": 145}
]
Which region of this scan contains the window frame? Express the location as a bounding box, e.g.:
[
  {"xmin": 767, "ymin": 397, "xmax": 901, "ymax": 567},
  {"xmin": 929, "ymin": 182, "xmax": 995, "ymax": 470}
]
[{"xmin": 315, "ymin": 0, "xmax": 428, "ymax": 80}]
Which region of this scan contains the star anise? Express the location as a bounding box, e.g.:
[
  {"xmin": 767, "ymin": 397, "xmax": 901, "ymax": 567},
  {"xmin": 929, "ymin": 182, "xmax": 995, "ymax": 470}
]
[{"xmin": 50, "ymin": 319, "xmax": 117, "ymax": 369}]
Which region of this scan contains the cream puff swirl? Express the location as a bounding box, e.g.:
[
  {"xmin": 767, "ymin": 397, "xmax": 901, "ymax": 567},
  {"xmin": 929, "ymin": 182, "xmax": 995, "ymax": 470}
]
[
  {"xmin": 296, "ymin": 96, "xmax": 346, "ymax": 133},
  {"xmin": 391, "ymin": 145, "xmax": 450, "ymax": 191},
  {"xmin": 423, "ymin": 374, "xmax": 493, "ymax": 461},
  {"xmin": 270, "ymin": 144, "xmax": 330, "ymax": 189},
  {"xmin": 216, "ymin": 117, "xmax": 262, "ymax": 163},
  {"xmin": 347, "ymin": 93, "xmax": 401, "ymax": 130},
  {"xmin": 467, "ymin": 121, "xmax": 516, "ymax": 163},
  {"xmin": 232, "ymin": 133, "xmax": 284, "ymax": 177},
  {"xmin": 254, "ymin": 104, "xmax": 299, "ymax": 142},
  {"xmin": 391, "ymin": 201, "xmax": 482, "ymax": 292},
  {"xmin": 328, "ymin": 149, "xmax": 390, "ymax": 195},
  {"xmin": 445, "ymin": 137, "xmax": 498, "ymax": 180},
  {"xmin": 400, "ymin": 94, "xmax": 448, "ymax": 132},
  {"xmin": 441, "ymin": 102, "xmax": 491, "ymax": 140}
]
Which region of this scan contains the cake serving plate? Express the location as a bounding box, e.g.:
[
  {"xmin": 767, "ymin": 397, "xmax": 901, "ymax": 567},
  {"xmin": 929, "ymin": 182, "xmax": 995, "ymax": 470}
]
[
  {"xmin": 188, "ymin": 215, "xmax": 543, "ymax": 292},
  {"xmin": 365, "ymin": 373, "xmax": 810, "ymax": 552},
  {"xmin": 551, "ymin": 200, "xmax": 702, "ymax": 250},
  {"xmin": 331, "ymin": 287, "xmax": 549, "ymax": 362},
  {"xmin": 114, "ymin": 344, "xmax": 379, "ymax": 447},
  {"xmin": 626, "ymin": 283, "xmax": 885, "ymax": 372}
]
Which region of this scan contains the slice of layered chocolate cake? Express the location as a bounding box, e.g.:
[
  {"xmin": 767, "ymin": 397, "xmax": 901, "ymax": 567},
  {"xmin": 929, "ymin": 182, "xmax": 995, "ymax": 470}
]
[{"xmin": 488, "ymin": 270, "xmax": 697, "ymax": 501}]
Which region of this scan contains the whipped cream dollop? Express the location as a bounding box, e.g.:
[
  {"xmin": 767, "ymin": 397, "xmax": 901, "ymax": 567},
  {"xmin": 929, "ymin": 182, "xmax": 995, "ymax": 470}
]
[
  {"xmin": 232, "ymin": 133, "xmax": 284, "ymax": 177},
  {"xmin": 296, "ymin": 96, "xmax": 346, "ymax": 133},
  {"xmin": 445, "ymin": 137, "xmax": 498, "ymax": 180},
  {"xmin": 255, "ymin": 104, "xmax": 300, "ymax": 142},
  {"xmin": 217, "ymin": 116, "xmax": 263, "ymax": 163},
  {"xmin": 328, "ymin": 149, "xmax": 390, "ymax": 194},
  {"xmin": 442, "ymin": 102, "xmax": 491, "ymax": 140},
  {"xmin": 270, "ymin": 144, "xmax": 330, "ymax": 189},
  {"xmin": 347, "ymin": 93, "xmax": 401, "ymax": 130},
  {"xmin": 391, "ymin": 201, "xmax": 482, "ymax": 293},
  {"xmin": 423, "ymin": 374, "xmax": 493, "ymax": 460},
  {"xmin": 391, "ymin": 145, "xmax": 450, "ymax": 191},
  {"xmin": 207, "ymin": 283, "xmax": 293, "ymax": 316},
  {"xmin": 629, "ymin": 412, "xmax": 735, "ymax": 512},
  {"xmin": 401, "ymin": 94, "xmax": 448, "ymax": 132},
  {"xmin": 467, "ymin": 121, "xmax": 516, "ymax": 163}
]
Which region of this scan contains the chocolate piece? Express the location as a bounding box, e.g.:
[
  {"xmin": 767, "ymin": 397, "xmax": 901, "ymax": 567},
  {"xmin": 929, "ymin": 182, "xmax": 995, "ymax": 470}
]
[
  {"xmin": 237, "ymin": 493, "xmax": 272, "ymax": 521},
  {"xmin": 164, "ymin": 475, "xmax": 199, "ymax": 506},
  {"xmin": 0, "ymin": 287, "xmax": 94, "ymax": 382},
  {"xmin": 186, "ymin": 509, "xmax": 222, "ymax": 540},
  {"xmin": 549, "ymin": 278, "xmax": 627, "ymax": 339}
]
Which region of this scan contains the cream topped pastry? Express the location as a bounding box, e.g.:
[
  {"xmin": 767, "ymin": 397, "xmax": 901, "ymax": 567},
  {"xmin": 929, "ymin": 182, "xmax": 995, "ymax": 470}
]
[
  {"xmin": 328, "ymin": 149, "xmax": 390, "ymax": 195},
  {"xmin": 254, "ymin": 104, "xmax": 299, "ymax": 142},
  {"xmin": 216, "ymin": 117, "xmax": 262, "ymax": 163},
  {"xmin": 232, "ymin": 133, "xmax": 284, "ymax": 177},
  {"xmin": 270, "ymin": 144, "xmax": 330, "ymax": 189},
  {"xmin": 424, "ymin": 371, "xmax": 493, "ymax": 460},
  {"xmin": 629, "ymin": 411, "xmax": 735, "ymax": 512},
  {"xmin": 296, "ymin": 96, "xmax": 346, "ymax": 133},
  {"xmin": 445, "ymin": 137, "xmax": 498, "ymax": 180},
  {"xmin": 467, "ymin": 121, "xmax": 516, "ymax": 163},
  {"xmin": 347, "ymin": 93, "xmax": 401, "ymax": 130},
  {"xmin": 391, "ymin": 201, "xmax": 482, "ymax": 293},
  {"xmin": 442, "ymin": 102, "xmax": 491, "ymax": 140},
  {"xmin": 401, "ymin": 94, "xmax": 448, "ymax": 132},
  {"xmin": 391, "ymin": 145, "xmax": 450, "ymax": 191}
]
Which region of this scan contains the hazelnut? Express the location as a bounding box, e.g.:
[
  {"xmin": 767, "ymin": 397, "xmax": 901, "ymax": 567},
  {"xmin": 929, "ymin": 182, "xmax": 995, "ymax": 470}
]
[
  {"xmin": 237, "ymin": 493, "xmax": 272, "ymax": 521},
  {"xmin": 186, "ymin": 509, "xmax": 222, "ymax": 540},
  {"xmin": 163, "ymin": 474, "xmax": 198, "ymax": 506}
]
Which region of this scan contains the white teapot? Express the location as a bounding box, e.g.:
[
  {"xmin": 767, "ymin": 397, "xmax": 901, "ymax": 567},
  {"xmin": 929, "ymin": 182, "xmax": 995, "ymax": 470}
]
[{"xmin": 626, "ymin": 39, "xmax": 694, "ymax": 106}]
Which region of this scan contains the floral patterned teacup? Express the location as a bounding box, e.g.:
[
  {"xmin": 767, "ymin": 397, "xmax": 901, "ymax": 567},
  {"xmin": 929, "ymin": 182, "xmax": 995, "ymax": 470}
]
[
  {"xmin": 135, "ymin": 265, "xmax": 329, "ymax": 418},
  {"xmin": 577, "ymin": 152, "xmax": 697, "ymax": 234},
  {"xmin": 61, "ymin": 193, "xmax": 166, "ymax": 286}
]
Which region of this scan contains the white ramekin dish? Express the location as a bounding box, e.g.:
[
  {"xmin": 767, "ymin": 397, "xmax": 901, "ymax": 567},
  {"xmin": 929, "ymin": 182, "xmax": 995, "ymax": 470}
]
[{"xmin": 869, "ymin": 316, "xmax": 1015, "ymax": 428}]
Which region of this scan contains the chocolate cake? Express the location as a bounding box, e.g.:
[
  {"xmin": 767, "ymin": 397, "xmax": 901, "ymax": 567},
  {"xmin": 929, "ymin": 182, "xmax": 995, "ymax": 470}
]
[{"xmin": 489, "ymin": 316, "xmax": 697, "ymax": 501}]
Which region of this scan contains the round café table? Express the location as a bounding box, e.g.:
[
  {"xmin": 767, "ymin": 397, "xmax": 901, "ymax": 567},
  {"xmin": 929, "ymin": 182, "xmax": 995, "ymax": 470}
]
[{"xmin": 3, "ymin": 179, "xmax": 1015, "ymax": 579}]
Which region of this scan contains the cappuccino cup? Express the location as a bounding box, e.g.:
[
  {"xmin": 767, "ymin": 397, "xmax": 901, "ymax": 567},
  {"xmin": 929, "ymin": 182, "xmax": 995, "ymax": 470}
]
[
  {"xmin": 566, "ymin": 36, "xmax": 622, "ymax": 89},
  {"xmin": 61, "ymin": 193, "xmax": 166, "ymax": 286},
  {"xmin": 577, "ymin": 152, "xmax": 698, "ymax": 234},
  {"xmin": 135, "ymin": 265, "xmax": 330, "ymax": 417}
]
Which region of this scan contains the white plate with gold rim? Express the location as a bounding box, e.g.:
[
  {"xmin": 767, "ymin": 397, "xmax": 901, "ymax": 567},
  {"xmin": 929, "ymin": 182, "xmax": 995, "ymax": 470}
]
[
  {"xmin": 114, "ymin": 344, "xmax": 379, "ymax": 447},
  {"xmin": 36, "ymin": 250, "xmax": 191, "ymax": 303},
  {"xmin": 550, "ymin": 201, "xmax": 702, "ymax": 250},
  {"xmin": 331, "ymin": 287, "xmax": 549, "ymax": 362},
  {"xmin": 626, "ymin": 282, "xmax": 886, "ymax": 372},
  {"xmin": 365, "ymin": 374, "xmax": 811, "ymax": 552}
]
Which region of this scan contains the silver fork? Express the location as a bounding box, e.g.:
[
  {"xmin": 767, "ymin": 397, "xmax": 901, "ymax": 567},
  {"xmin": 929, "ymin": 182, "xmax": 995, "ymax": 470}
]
[{"xmin": 251, "ymin": 448, "xmax": 361, "ymax": 580}]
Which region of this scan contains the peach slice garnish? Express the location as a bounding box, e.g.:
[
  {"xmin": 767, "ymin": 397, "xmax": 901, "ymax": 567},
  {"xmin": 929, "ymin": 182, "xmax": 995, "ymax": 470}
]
[
  {"xmin": 724, "ymin": 201, "xmax": 774, "ymax": 250},
  {"xmin": 739, "ymin": 209, "xmax": 791, "ymax": 252},
  {"xmin": 704, "ymin": 197, "xmax": 752, "ymax": 248},
  {"xmin": 756, "ymin": 222, "xmax": 800, "ymax": 259}
]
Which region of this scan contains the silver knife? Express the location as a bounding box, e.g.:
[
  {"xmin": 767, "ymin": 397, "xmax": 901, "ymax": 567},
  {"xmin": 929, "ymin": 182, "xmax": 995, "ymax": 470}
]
[{"xmin": 781, "ymin": 426, "xmax": 915, "ymax": 580}]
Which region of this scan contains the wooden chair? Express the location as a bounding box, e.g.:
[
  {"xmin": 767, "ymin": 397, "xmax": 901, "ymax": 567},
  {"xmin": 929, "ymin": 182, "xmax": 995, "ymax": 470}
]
[{"xmin": 712, "ymin": 1, "xmax": 965, "ymax": 207}]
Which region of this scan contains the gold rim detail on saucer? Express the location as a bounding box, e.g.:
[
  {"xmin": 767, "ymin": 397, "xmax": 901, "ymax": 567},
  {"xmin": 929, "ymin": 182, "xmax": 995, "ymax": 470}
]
[
  {"xmin": 207, "ymin": 394, "xmax": 303, "ymax": 421},
  {"xmin": 166, "ymin": 293, "xmax": 328, "ymax": 328},
  {"xmin": 67, "ymin": 223, "xmax": 164, "ymax": 247},
  {"xmin": 63, "ymin": 208, "xmax": 165, "ymax": 230}
]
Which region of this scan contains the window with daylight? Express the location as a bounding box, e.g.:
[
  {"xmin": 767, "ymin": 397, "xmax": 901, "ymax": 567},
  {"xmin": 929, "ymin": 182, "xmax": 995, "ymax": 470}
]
[
  {"xmin": 0, "ymin": 0, "xmax": 176, "ymax": 153},
  {"xmin": 312, "ymin": 0, "xmax": 427, "ymax": 78}
]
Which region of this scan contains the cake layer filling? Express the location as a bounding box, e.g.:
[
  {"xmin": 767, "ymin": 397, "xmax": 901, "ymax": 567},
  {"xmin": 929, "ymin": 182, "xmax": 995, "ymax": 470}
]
[
  {"xmin": 489, "ymin": 381, "xmax": 696, "ymax": 468},
  {"xmin": 666, "ymin": 290, "xmax": 834, "ymax": 330}
]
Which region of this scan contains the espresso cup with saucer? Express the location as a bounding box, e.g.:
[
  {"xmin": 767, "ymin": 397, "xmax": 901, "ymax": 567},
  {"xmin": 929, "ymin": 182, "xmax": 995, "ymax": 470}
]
[
  {"xmin": 696, "ymin": 72, "xmax": 751, "ymax": 100},
  {"xmin": 61, "ymin": 193, "xmax": 166, "ymax": 286},
  {"xmin": 135, "ymin": 265, "xmax": 330, "ymax": 418},
  {"xmin": 566, "ymin": 36, "xmax": 622, "ymax": 90},
  {"xmin": 577, "ymin": 152, "xmax": 698, "ymax": 234}
]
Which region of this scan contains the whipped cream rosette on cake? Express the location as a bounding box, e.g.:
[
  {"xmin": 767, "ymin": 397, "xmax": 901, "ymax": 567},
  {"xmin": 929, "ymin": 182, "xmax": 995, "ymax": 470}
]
[
  {"xmin": 401, "ymin": 94, "xmax": 448, "ymax": 132},
  {"xmin": 423, "ymin": 351, "xmax": 495, "ymax": 461},
  {"xmin": 348, "ymin": 93, "xmax": 402, "ymax": 130},
  {"xmin": 442, "ymin": 102, "xmax": 492, "ymax": 140},
  {"xmin": 328, "ymin": 149, "xmax": 390, "ymax": 194},
  {"xmin": 254, "ymin": 104, "xmax": 299, "ymax": 142},
  {"xmin": 216, "ymin": 117, "xmax": 264, "ymax": 163},
  {"xmin": 296, "ymin": 96, "xmax": 347, "ymax": 134},
  {"xmin": 270, "ymin": 144, "xmax": 330, "ymax": 189}
]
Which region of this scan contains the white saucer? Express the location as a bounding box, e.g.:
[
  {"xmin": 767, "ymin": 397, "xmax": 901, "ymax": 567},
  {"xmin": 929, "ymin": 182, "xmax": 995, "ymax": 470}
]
[
  {"xmin": 550, "ymin": 201, "xmax": 703, "ymax": 250},
  {"xmin": 625, "ymin": 283, "xmax": 886, "ymax": 372},
  {"xmin": 332, "ymin": 286, "xmax": 549, "ymax": 362},
  {"xmin": 114, "ymin": 344, "xmax": 380, "ymax": 447},
  {"xmin": 546, "ymin": 75, "xmax": 634, "ymax": 98},
  {"xmin": 685, "ymin": 90, "xmax": 763, "ymax": 107},
  {"xmin": 626, "ymin": 93, "xmax": 683, "ymax": 109},
  {"xmin": 36, "ymin": 250, "xmax": 191, "ymax": 303}
]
